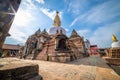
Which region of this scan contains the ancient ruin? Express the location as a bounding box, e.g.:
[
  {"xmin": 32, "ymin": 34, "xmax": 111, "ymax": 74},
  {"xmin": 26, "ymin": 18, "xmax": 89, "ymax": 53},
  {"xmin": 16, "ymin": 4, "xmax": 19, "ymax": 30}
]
[{"xmin": 23, "ymin": 11, "xmax": 89, "ymax": 62}]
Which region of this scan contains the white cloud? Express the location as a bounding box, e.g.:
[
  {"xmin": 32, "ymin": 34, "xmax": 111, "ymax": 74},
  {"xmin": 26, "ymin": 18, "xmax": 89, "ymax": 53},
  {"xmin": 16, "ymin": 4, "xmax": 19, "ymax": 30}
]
[
  {"xmin": 69, "ymin": 14, "xmax": 86, "ymax": 27},
  {"xmin": 68, "ymin": 0, "xmax": 89, "ymax": 15},
  {"xmin": 65, "ymin": 28, "xmax": 69, "ymax": 32},
  {"xmin": 8, "ymin": 0, "xmax": 37, "ymax": 44},
  {"xmin": 40, "ymin": 8, "xmax": 62, "ymax": 20},
  {"xmin": 70, "ymin": 0, "xmax": 120, "ymax": 27},
  {"xmin": 9, "ymin": 27, "xmax": 27, "ymax": 43},
  {"xmin": 13, "ymin": 0, "xmax": 39, "ymax": 27},
  {"xmin": 89, "ymin": 21, "xmax": 120, "ymax": 48},
  {"xmin": 69, "ymin": 17, "xmax": 79, "ymax": 27},
  {"xmin": 22, "ymin": 0, "xmax": 36, "ymax": 9},
  {"xmin": 35, "ymin": 0, "xmax": 44, "ymax": 4},
  {"xmin": 14, "ymin": 8, "xmax": 34, "ymax": 26},
  {"xmin": 77, "ymin": 29, "xmax": 90, "ymax": 37},
  {"xmin": 86, "ymin": 0, "xmax": 120, "ymax": 24}
]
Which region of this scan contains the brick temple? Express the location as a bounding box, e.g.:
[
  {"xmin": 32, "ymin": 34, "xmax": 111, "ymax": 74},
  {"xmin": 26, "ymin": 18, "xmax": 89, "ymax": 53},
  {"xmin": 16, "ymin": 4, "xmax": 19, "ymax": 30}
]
[{"xmin": 23, "ymin": 11, "xmax": 90, "ymax": 62}]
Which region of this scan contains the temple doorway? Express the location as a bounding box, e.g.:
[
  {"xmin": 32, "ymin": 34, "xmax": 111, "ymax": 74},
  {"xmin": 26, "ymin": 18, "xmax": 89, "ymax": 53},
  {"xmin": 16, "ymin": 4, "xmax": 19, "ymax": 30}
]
[{"xmin": 58, "ymin": 39, "xmax": 66, "ymax": 50}]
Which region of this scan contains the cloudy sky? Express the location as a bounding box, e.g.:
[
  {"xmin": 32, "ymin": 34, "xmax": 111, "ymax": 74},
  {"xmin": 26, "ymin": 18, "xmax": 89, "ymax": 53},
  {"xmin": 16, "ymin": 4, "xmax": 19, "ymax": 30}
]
[{"xmin": 5, "ymin": 0, "xmax": 120, "ymax": 48}]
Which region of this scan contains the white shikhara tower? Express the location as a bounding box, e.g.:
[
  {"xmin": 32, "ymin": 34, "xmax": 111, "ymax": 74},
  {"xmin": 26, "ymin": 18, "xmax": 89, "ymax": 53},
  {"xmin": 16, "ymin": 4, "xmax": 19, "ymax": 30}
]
[{"xmin": 49, "ymin": 11, "xmax": 66, "ymax": 35}]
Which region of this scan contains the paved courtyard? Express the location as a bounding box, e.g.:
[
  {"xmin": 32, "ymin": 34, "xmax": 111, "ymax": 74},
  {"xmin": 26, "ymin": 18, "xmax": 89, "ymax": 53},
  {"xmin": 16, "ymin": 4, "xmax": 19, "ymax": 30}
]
[{"xmin": 0, "ymin": 55, "xmax": 120, "ymax": 80}]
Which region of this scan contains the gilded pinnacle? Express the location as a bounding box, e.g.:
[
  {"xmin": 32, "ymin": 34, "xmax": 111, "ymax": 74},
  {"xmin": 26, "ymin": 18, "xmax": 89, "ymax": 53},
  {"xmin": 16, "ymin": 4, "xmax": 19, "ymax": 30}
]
[
  {"xmin": 53, "ymin": 11, "xmax": 61, "ymax": 27},
  {"xmin": 112, "ymin": 34, "xmax": 118, "ymax": 42}
]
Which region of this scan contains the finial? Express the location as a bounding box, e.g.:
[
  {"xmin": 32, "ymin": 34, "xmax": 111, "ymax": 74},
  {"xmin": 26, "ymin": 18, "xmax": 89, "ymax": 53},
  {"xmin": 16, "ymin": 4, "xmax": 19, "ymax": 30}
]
[
  {"xmin": 54, "ymin": 11, "xmax": 61, "ymax": 27},
  {"xmin": 56, "ymin": 11, "xmax": 59, "ymax": 14},
  {"xmin": 112, "ymin": 34, "xmax": 118, "ymax": 42}
]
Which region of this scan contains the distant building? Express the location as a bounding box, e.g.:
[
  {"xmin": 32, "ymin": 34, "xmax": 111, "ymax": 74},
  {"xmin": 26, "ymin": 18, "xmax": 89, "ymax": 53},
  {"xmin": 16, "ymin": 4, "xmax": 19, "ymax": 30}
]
[
  {"xmin": 90, "ymin": 45, "xmax": 99, "ymax": 55},
  {"xmin": 23, "ymin": 11, "xmax": 90, "ymax": 62},
  {"xmin": 105, "ymin": 34, "xmax": 120, "ymax": 58},
  {"xmin": 0, "ymin": 0, "xmax": 21, "ymax": 49},
  {"xmin": 1, "ymin": 44, "xmax": 22, "ymax": 57},
  {"xmin": 98, "ymin": 48, "xmax": 106, "ymax": 56},
  {"xmin": 104, "ymin": 35, "xmax": 120, "ymax": 66},
  {"xmin": 84, "ymin": 39, "xmax": 91, "ymax": 55}
]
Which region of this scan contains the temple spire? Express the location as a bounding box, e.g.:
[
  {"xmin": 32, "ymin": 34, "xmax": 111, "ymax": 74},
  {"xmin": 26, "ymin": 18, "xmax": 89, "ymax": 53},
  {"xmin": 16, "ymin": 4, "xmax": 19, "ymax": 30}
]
[
  {"xmin": 70, "ymin": 29, "xmax": 80, "ymax": 38},
  {"xmin": 112, "ymin": 34, "xmax": 118, "ymax": 42},
  {"xmin": 54, "ymin": 11, "xmax": 61, "ymax": 27}
]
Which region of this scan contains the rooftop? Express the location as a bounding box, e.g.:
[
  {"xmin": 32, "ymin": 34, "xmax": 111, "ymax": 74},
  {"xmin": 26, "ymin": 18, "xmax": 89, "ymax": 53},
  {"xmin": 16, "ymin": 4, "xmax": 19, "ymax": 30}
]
[{"xmin": 2, "ymin": 44, "xmax": 22, "ymax": 50}]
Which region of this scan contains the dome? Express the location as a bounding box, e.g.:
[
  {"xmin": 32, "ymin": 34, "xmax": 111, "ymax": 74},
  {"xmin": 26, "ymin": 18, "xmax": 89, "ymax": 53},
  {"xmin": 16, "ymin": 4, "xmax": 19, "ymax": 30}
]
[
  {"xmin": 111, "ymin": 42, "xmax": 120, "ymax": 48},
  {"xmin": 49, "ymin": 26, "xmax": 66, "ymax": 35}
]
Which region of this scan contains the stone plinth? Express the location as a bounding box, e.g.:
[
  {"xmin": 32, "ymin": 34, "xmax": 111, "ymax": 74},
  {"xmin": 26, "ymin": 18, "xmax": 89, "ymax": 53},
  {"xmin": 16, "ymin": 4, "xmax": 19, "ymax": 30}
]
[
  {"xmin": 107, "ymin": 48, "xmax": 120, "ymax": 58},
  {"xmin": 0, "ymin": 58, "xmax": 42, "ymax": 80},
  {"xmin": 103, "ymin": 57, "xmax": 120, "ymax": 75}
]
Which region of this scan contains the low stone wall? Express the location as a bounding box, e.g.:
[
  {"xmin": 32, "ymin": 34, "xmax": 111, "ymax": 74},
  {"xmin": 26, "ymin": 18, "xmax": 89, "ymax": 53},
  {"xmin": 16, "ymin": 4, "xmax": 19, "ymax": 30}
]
[
  {"xmin": 104, "ymin": 58, "xmax": 120, "ymax": 75},
  {"xmin": 105, "ymin": 58, "xmax": 120, "ymax": 66}
]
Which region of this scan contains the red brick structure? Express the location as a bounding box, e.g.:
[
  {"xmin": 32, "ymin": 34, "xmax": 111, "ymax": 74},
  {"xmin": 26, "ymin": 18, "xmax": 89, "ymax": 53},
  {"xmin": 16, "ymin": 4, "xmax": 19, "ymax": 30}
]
[{"xmin": 90, "ymin": 45, "xmax": 99, "ymax": 55}]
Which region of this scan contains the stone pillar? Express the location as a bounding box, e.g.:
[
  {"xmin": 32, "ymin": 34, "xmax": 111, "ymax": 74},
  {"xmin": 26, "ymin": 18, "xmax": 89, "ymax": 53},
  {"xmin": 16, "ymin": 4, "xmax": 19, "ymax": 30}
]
[{"xmin": 55, "ymin": 39, "xmax": 59, "ymax": 50}]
